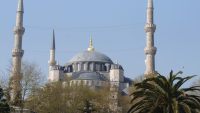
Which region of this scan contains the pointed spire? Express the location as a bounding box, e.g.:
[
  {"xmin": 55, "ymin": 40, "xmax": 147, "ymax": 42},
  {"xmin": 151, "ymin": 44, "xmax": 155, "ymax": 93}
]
[
  {"xmin": 49, "ymin": 30, "xmax": 56, "ymax": 66},
  {"xmin": 87, "ymin": 35, "xmax": 95, "ymax": 52},
  {"xmin": 51, "ymin": 30, "xmax": 56, "ymax": 50},
  {"xmin": 15, "ymin": 0, "xmax": 24, "ymax": 27},
  {"xmin": 89, "ymin": 36, "xmax": 93, "ymax": 48},
  {"xmin": 146, "ymin": 0, "xmax": 154, "ymax": 24},
  {"xmin": 147, "ymin": 0, "xmax": 153, "ymax": 8},
  {"xmin": 17, "ymin": 0, "xmax": 24, "ymax": 12}
]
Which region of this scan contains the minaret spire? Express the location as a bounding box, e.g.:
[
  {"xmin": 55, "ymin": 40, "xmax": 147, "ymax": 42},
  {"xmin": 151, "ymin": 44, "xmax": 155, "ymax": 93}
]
[
  {"xmin": 49, "ymin": 30, "xmax": 56, "ymax": 66},
  {"xmin": 10, "ymin": 0, "xmax": 25, "ymax": 106},
  {"xmin": 17, "ymin": 0, "xmax": 23, "ymax": 12},
  {"xmin": 147, "ymin": 0, "xmax": 154, "ymax": 23},
  {"xmin": 52, "ymin": 30, "xmax": 56, "ymax": 50},
  {"xmin": 144, "ymin": 0, "xmax": 157, "ymax": 76},
  {"xmin": 87, "ymin": 35, "xmax": 95, "ymax": 52}
]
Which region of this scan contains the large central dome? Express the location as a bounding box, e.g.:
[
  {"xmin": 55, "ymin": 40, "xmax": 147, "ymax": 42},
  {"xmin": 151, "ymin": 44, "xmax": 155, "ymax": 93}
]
[
  {"xmin": 69, "ymin": 51, "xmax": 113, "ymax": 63},
  {"xmin": 69, "ymin": 38, "xmax": 113, "ymax": 63}
]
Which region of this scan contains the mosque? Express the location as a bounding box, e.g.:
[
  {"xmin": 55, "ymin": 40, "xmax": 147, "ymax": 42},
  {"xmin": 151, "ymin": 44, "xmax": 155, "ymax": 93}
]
[
  {"xmin": 9, "ymin": 0, "xmax": 157, "ymax": 112},
  {"xmin": 48, "ymin": 33, "xmax": 131, "ymax": 93},
  {"xmin": 47, "ymin": 34, "xmax": 132, "ymax": 112}
]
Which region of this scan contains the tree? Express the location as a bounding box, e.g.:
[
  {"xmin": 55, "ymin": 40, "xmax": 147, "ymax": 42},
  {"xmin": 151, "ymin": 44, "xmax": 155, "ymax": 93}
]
[
  {"xmin": 78, "ymin": 100, "xmax": 96, "ymax": 113},
  {"xmin": 4, "ymin": 61, "xmax": 43, "ymax": 112},
  {"xmin": 128, "ymin": 71, "xmax": 200, "ymax": 113},
  {"xmin": 132, "ymin": 75, "xmax": 144, "ymax": 85},
  {"xmin": 25, "ymin": 82, "xmax": 112, "ymax": 113},
  {"xmin": 22, "ymin": 62, "xmax": 42, "ymax": 98},
  {"xmin": 20, "ymin": 61, "xmax": 43, "ymax": 112},
  {"xmin": 118, "ymin": 94, "xmax": 131, "ymax": 113},
  {"xmin": 0, "ymin": 86, "xmax": 10, "ymax": 113},
  {"xmin": 193, "ymin": 78, "xmax": 200, "ymax": 96}
]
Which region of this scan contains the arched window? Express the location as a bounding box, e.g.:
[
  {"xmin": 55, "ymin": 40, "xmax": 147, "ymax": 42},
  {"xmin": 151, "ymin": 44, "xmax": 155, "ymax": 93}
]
[
  {"xmin": 83, "ymin": 63, "xmax": 88, "ymax": 71},
  {"xmin": 77, "ymin": 63, "xmax": 81, "ymax": 71},
  {"xmin": 72, "ymin": 63, "xmax": 76, "ymax": 72},
  {"xmin": 96, "ymin": 63, "xmax": 101, "ymax": 71},
  {"xmin": 89, "ymin": 62, "xmax": 93, "ymax": 71}
]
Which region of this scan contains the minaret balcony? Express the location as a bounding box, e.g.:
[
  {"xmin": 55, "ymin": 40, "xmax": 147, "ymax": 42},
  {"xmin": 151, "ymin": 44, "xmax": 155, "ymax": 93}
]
[
  {"xmin": 12, "ymin": 49, "xmax": 24, "ymax": 57},
  {"xmin": 144, "ymin": 47, "xmax": 157, "ymax": 55},
  {"xmin": 13, "ymin": 26, "xmax": 25, "ymax": 35},
  {"xmin": 48, "ymin": 61, "xmax": 56, "ymax": 66},
  {"xmin": 144, "ymin": 23, "xmax": 156, "ymax": 32}
]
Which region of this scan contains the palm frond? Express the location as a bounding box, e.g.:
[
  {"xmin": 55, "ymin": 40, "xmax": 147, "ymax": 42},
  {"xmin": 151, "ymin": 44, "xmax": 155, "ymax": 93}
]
[{"xmin": 128, "ymin": 71, "xmax": 200, "ymax": 113}]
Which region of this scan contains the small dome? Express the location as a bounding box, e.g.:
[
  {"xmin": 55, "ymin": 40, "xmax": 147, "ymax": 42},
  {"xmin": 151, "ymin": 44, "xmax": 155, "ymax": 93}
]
[
  {"xmin": 69, "ymin": 51, "xmax": 113, "ymax": 63},
  {"xmin": 72, "ymin": 72, "xmax": 106, "ymax": 81}
]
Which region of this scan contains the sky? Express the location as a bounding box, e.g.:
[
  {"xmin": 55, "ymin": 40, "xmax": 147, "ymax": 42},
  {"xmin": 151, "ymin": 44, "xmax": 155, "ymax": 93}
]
[{"xmin": 0, "ymin": 0, "xmax": 200, "ymax": 85}]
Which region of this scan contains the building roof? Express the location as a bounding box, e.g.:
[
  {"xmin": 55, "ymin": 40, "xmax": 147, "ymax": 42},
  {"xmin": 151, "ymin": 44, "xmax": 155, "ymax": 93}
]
[{"xmin": 69, "ymin": 50, "xmax": 113, "ymax": 63}]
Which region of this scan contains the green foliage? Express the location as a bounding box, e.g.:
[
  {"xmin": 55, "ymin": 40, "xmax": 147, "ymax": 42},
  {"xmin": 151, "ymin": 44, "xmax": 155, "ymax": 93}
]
[
  {"xmin": 25, "ymin": 82, "xmax": 112, "ymax": 113},
  {"xmin": 128, "ymin": 71, "xmax": 200, "ymax": 113},
  {"xmin": 0, "ymin": 87, "xmax": 10, "ymax": 113},
  {"xmin": 78, "ymin": 100, "xmax": 96, "ymax": 113}
]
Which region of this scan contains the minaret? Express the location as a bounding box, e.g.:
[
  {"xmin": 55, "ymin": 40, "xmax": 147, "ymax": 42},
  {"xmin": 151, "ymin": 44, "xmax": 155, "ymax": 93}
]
[
  {"xmin": 144, "ymin": 0, "xmax": 157, "ymax": 76},
  {"xmin": 48, "ymin": 30, "xmax": 56, "ymax": 66},
  {"xmin": 10, "ymin": 0, "xmax": 25, "ymax": 106},
  {"xmin": 48, "ymin": 30, "xmax": 63, "ymax": 82}
]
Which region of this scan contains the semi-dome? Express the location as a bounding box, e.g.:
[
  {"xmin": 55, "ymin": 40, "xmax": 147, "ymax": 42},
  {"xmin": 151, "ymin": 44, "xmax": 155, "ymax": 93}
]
[
  {"xmin": 69, "ymin": 38, "xmax": 113, "ymax": 63},
  {"xmin": 69, "ymin": 51, "xmax": 113, "ymax": 63},
  {"xmin": 72, "ymin": 72, "xmax": 106, "ymax": 81}
]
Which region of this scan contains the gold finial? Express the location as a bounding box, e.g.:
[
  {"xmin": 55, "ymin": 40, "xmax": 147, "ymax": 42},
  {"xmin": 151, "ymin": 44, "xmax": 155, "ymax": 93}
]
[{"xmin": 87, "ymin": 35, "xmax": 95, "ymax": 52}]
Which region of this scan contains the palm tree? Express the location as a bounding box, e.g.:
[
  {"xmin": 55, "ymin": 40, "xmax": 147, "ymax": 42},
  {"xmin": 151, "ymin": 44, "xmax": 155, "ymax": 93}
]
[{"xmin": 128, "ymin": 71, "xmax": 200, "ymax": 113}]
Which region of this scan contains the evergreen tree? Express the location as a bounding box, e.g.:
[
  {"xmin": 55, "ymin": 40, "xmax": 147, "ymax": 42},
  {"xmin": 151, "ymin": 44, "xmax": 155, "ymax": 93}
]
[{"xmin": 0, "ymin": 86, "xmax": 10, "ymax": 113}]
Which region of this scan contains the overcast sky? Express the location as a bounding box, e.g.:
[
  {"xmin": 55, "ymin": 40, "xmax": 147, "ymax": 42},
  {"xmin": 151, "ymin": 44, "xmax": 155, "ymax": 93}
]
[{"xmin": 0, "ymin": 0, "xmax": 200, "ymax": 85}]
